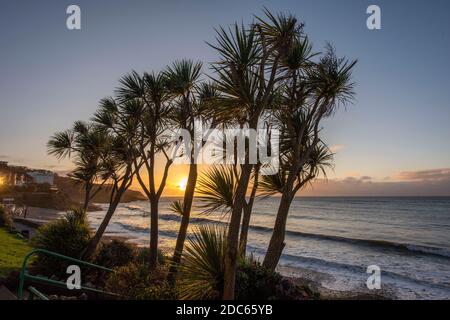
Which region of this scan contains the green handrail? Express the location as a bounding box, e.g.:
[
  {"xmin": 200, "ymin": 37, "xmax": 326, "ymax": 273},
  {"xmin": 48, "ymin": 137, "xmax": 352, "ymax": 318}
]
[
  {"xmin": 18, "ymin": 249, "xmax": 115, "ymax": 300},
  {"xmin": 28, "ymin": 286, "xmax": 49, "ymax": 300}
]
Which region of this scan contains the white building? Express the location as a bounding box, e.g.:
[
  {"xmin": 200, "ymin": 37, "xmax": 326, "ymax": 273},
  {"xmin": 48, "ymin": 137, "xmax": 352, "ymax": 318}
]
[{"xmin": 26, "ymin": 171, "xmax": 54, "ymax": 185}]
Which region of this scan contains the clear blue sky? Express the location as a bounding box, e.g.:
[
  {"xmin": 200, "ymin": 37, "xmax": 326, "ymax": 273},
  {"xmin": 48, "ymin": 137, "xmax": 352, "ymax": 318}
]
[{"xmin": 1, "ymin": 0, "xmax": 449, "ymax": 195}]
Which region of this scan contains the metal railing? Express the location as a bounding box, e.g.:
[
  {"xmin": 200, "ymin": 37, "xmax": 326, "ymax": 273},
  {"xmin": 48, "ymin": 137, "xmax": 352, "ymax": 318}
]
[{"xmin": 18, "ymin": 249, "xmax": 116, "ymax": 300}]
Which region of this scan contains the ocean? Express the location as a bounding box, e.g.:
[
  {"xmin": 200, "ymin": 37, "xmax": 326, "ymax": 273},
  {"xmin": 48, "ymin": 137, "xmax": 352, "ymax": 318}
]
[{"xmin": 88, "ymin": 197, "xmax": 450, "ymax": 299}]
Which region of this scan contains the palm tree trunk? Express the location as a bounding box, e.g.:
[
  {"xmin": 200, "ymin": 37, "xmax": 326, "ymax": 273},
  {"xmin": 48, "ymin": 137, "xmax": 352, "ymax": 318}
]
[
  {"xmin": 239, "ymin": 166, "xmax": 259, "ymax": 256},
  {"xmin": 149, "ymin": 196, "xmax": 159, "ymax": 269},
  {"xmin": 82, "ymin": 183, "xmax": 92, "ymax": 212},
  {"xmin": 168, "ymin": 163, "xmax": 197, "ymax": 283},
  {"xmin": 263, "ymin": 187, "xmax": 295, "ymax": 272},
  {"xmin": 239, "ymin": 204, "xmax": 252, "ymax": 257},
  {"xmin": 223, "ymin": 161, "xmax": 253, "ymax": 300},
  {"xmin": 83, "ymin": 195, "xmax": 121, "ymax": 259}
]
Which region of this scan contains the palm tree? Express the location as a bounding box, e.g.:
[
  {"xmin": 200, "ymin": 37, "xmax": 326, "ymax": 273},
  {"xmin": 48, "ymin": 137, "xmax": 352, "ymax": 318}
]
[
  {"xmin": 83, "ymin": 98, "xmax": 143, "ymax": 258},
  {"xmin": 209, "ymin": 9, "xmax": 301, "ymax": 299},
  {"xmin": 162, "ymin": 59, "xmax": 205, "ymax": 280},
  {"xmin": 114, "ymin": 71, "xmax": 174, "ymax": 269},
  {"xmin": 48, "ymin": 121, "xmax": 108, "ymax": 211},
  {"xmin": 262, "ymin": 42, "xmax": 357, "ymax": 271}
]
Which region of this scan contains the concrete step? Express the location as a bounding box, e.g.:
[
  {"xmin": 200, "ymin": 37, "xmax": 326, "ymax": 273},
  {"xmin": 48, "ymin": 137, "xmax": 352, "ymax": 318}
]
[{"xmin": 0, "ymin": 285, "xmax": 17, "ymax": 300}]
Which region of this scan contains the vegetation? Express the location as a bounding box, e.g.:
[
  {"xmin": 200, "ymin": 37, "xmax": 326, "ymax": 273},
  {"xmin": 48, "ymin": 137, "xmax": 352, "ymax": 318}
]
[
  {"xmin": 0, "ymin": 205, "xmax": 13, "ymax": 230},
  {"xmin": 43, "ymin": 8, "xmax": 355, "ymax": 300},
  {"xmin": 204, "ymin": 10, "xmax": 356, "ymax": 295},
  {"xmin": 0, "ymin": 228, "xmax": 33, "ymax": 277},
  {"xmin": 31, "ymin": 209, "xmax": 91, "ymax": 276},
  {"xmin": 105, "ymin": 262, "xmax": 175, "ymax": 300},
  {"xmin": 176, "ymin": 225, "xmax": 315, "ymax": 300},
  {"xmin": 177, "ymin": 225, "xmax": 227, "ymax": 299},
  {"xmin": 93, "ymin": 239, "xmax": 136, "ymax": 269}
]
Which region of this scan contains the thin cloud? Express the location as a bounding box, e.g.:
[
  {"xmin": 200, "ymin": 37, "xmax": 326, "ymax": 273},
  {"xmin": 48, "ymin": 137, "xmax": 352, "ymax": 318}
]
[
  {"xmin": 330, "ymin": 144, "xmax": 346, "ymax": 153},
  {"xmin": 396, "ymin": 168, "xmax": 450, "ymax": 181},
  {"xmin": 297, "ymin": 168, "xmax": 450, "ymax": 196}
]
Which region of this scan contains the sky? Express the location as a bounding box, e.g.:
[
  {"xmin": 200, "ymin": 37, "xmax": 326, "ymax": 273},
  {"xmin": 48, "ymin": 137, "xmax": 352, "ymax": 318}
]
[{"xmin": 0, "ymin": 0, "xmax": 449, "ymax": 196}]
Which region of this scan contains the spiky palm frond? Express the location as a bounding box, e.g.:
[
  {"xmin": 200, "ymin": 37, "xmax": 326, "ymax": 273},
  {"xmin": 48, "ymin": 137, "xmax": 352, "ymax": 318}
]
[
  {"xmin": 47, "ymin": 130, "xmax": 75, "ymax": 159},
  {"xmin": 163, "ymin": 59, "xmax": 202, "ymax": 96},
  {"xmin": 255, "ymin": 8, "xmax": 302, "ymax": 57},
  {"xmin": 196, "ymin": 165, "xmax": 236, "ymax": 215},
  {"xmin": 281, "ymin": 37, "xmax": 315, "ymax": 72},
  {"xmin": 177, "ymin": 225, "xmax": 227, "ymax": 300},
  {"xmin": 143, "ymin": 71, "xmax": 169, "ymax": 106},
  {"xmin": 170, "ymin": 200, "xmax": 184, "ymax": 216},
  {"xmin": 115, "ymin": 70, "xmax": 145, "ymax": 103},
  {"xmin": 92, "ymin": 97, "xmax": 118, "ymax": 129},
  {"xmin": 208, "ymin": 23, "xmax": 262, "ymax": 122},
  {"xmin": 259, "ymin": 169, "xmax": 287, "ymax": 196},
  {"xmin": 304, "ymin": 142, "xmax": 334, "ymax": 180},
  {"xmin": 209, "ymin": 23, "xmax": 261, "ymax": 69},
  {"xmin": 308, "ymin": 44, "xmax": 357, "ymax": 115}
]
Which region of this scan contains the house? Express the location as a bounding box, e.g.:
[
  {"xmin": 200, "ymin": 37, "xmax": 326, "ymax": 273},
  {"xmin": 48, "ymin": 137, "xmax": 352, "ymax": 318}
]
[
  {"xmin": 0, "ymin": 162, "xmax": 54, "ymax": 186},
  {"xmin": 25, "ymin": 171, "xmax": 54, "ymax": 185}
]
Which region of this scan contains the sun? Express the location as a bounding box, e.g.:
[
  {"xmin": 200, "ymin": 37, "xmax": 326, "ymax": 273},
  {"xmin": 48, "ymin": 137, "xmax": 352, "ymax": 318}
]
[{"xmin": 178, "ymin": 177, "xmax": 188, "ymax": 191}]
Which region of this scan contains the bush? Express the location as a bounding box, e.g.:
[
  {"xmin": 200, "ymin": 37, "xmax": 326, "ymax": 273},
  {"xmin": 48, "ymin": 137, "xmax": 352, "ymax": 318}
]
[
  {"xmin": 31, "ymin": 209, "xmax": 91, "ymax": 276},
  {"xmin": 176, "ymin": 225, "xmax": 315, "ymax": 300},
  {"xmin": 177, "ymin": 225, "xmax": 226, "ymax": 300},
  {"xmin": 135, "ymin": 247, "xmax": 167, "ymax": 266},
  {"xmin": 235, "ymin": 259, "xmax": 282, "ymax": 300},
  {"xmin": 0, "ymin": 205, "xmax": 13, "ymax": 230},
  {"xmin": 236, "ymin": 258, "xmax": 317, "ymax": 300},
  {"xmin": 105, "ymin": 262, "xmax": 175, "ymax": 300},
  {"xmin": 93, "ymin": 240, "xmax": 136, "ymax": 269}
]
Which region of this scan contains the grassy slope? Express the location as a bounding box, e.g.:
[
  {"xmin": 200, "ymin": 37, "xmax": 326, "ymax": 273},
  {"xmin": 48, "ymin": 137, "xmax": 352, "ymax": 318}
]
[{"xmin": 0, "ymin": 228, "xmax": 33, "ymax": 277}]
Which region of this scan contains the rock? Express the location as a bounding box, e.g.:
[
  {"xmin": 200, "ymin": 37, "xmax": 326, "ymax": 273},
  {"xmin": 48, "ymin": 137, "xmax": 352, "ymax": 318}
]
[{"xmin": 78, "ymin": 293, "xmax": 88, "ymax": 300}]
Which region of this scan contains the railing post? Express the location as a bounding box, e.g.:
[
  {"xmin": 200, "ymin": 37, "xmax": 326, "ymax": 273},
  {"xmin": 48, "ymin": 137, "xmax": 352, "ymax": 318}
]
[{"xmin": 17, "ymin": 249, "xmax": 115, "ymax": 300}]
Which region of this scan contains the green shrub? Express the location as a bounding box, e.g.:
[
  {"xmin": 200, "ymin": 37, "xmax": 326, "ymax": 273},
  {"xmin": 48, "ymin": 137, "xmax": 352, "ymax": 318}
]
[
  {"xmin": 177, "ymin": 225, "xmax": 227, "ymax": 300},
  {"xmin": 176, "ymin": 225, "xmax": 315, "ymax": 300},
  {"xmin": 135, "ymin": 247, "xmax": 167, "ymax": 266},
  {"xmin": 236, "ymin": 258, "xmax": 317, "ymax": 300},
  {"xmin": 105, "ymin": 262, "xmax": 175, "ymax": 300},
  {"xmin": 0, "ymin": 205, "xmax": 13, "ymax": 230},
  {"xmin": 93, "ymin": 239, "xmax": 136, "ymax": 269},
  {"xmin": 235, "ymin": 259, "xmax": 282, "ymax": 300},
  {"xmin": 31, "ymin": 209, "xmax": 91, "ymax": 276}
]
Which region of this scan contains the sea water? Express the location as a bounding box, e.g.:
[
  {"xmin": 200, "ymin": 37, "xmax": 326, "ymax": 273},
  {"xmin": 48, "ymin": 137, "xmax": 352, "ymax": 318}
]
[{"xmin": 88, "ymin": 196, "xmax": 450, "ymax": 299}]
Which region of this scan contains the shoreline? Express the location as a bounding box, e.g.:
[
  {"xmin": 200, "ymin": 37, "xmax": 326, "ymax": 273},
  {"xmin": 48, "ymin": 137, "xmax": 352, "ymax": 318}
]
[{"xmin": 11, "ymin": 206, "xmax": 394, "ymax": 300}]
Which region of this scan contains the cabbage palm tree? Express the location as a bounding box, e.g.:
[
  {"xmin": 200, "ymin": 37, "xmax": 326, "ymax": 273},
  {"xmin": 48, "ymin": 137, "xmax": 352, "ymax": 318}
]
[
  {"xmin": 83, "ymin": 98, "xmax": 143, "ymax": 258},
  {"xmin": 113, "ymin": 71, "xmax": 173, "ymax": 269},
  {"xmin": 209, "ymin": 9, "xmax": 301, "ymax": 299},
  {"xmin": 164, "ymin": 59, "xmax": 223, "ymax": 283},
  {"xmin": 48, "ymin": 121, "xmax": 109, "ymax": 211},
  {"xmin": 262, "ymin": 42, "xmax": 357, "ymax": 271}
]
